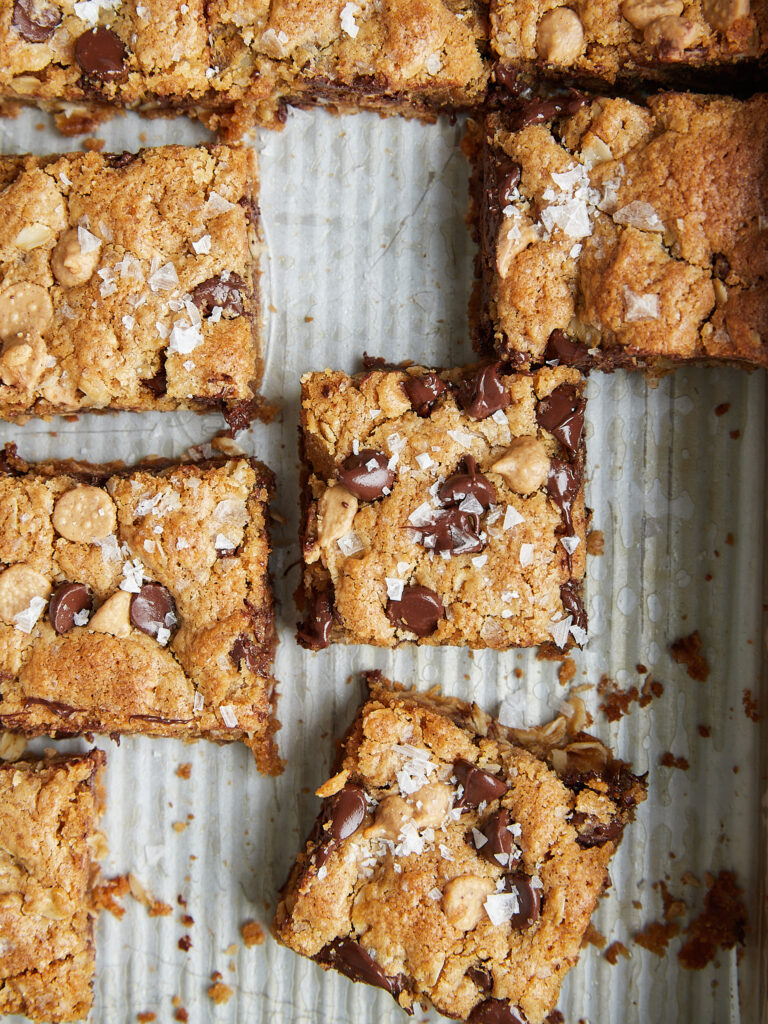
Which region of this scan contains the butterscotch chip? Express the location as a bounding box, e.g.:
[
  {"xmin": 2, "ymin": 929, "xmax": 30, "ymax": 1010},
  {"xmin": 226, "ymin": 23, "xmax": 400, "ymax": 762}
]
[
  {"xmin": 52, "ymin": 486, "xmax": 117, "ymax": 543},
  {"xmin": 442, "ymin": 875, "xmax": 496, "ymax": 930},
  {"xmin": 51, "ymin": 227, "xmax": 101, "ymax": 287},
  {"xmin": 0, "ymin": 282, "xmax": 53, "ymax": 340},
  {"xmin": 535, "ymin": 8, "xmax": 585, "ymax": 63},
  {"xmin": 88, "ymin": 591, "xmax": 132, "ymax": 638},
  {"xmin": 316, "ymin": 484, "xmax": 358, "ymax": 551},
  {"xmin": 490, "ymin": 436, "xmax": 550, "ymax": 494},
  {"xmin": 0, "ymin": 564, "xmax": 51, "ymax": 626},
  {"xmin": 643, "ymin": 15, "xmax": 703, "ymax": 53},
  {"xmin": 620, "ymin": 0, "xmax": 684, "ymax": 30}
]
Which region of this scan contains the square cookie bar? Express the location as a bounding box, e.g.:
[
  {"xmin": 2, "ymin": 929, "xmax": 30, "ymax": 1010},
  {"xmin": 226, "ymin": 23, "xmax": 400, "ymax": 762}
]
[
  {"xmin": 490, "ymin": 0, "xmax": 767, "ymax": 88},
  {"xmin": 0, "ymin": 446, "xmax": 281, "ymax": 774},
  {"xmin": 0, "ymin": 748, "xmax": 105, "ymax": 1023},
  {"xmin": 297, "ymin": 362, "xmax": 587, "ymax": 650},
  {"xmin": 473, "ymin": 92, "xmax": 768, "ymax": 371},
  {"xmin": 0, "ymin": 145, "xmax": 262, "ymax": 428},
  {"xmin": 273, "ymin": 675, "xmax": 647, "ymax": 1023}
]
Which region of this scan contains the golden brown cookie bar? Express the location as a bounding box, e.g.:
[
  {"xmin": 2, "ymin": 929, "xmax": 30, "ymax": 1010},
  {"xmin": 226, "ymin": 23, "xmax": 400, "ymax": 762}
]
[
  {"xmin": 473, "ymin": 93, "xmax": 768, "ymax": 371},
  {"xmin": 296, "ymin": 362, "xmax": 587, "ymax": 650},
  {"xmin": 0, "ymin": 748, "xmax": 106, "ymax": 1023},
  {"xmin": 0, "ymin": 446, "xmax": 281, "ymax": 774},
  {"xmin": 273, "ymin": 675, "xmax": 647, "ymax": 1023},
  {"xmin": 0, "ymin": 145, "xmax": 263, "ymax": 428},
  {"xmin": 490, "ymin": 0, "xmax": 767, "ymax": 88}
]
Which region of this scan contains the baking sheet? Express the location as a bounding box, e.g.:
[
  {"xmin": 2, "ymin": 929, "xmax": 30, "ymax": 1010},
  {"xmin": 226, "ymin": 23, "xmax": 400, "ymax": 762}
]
[{"xmin": 0, "ymin": 104, "xmax": 766, "ymax": 1024}]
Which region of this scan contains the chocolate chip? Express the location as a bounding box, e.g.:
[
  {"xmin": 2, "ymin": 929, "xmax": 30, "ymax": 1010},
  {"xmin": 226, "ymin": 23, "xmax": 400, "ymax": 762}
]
[
  {"xmin": 542, "ymin": 329, "xmax": 591, "ymax": 369},
  {"xmin": 457, "ymin": 364, "xmax": 511, "ymax": 420},
  {"xmin": 403, "ymin": 372, "xmax": 447, "ymax": 416},
  {"xmin": 570, "ymin": 811, "xmax": 623, "ymax": 848},
  {"xmin": 48, "ymin": 582, "xmax": 91, "ymax": 634},
  {"xmin": 130, "ymin": 583, "xmax": 177, "ymax": 640},
  {"xmin": 437, "ymin": 455, "xmax": 496, "ymax": 509},
  {"xmin": 418, "ymin": 508, "xmax": 483, "ymax": 556},
  {"xmin": 467, "ymin": 966, "xmax": 493, "ymax": 993},
  {"xmin": 296, "ymin": 589, "xmax": 334, "ymax": 650},
  {"xmin": 560, "ymin": 581, "xmax": 586, "ymax": 632},
  {"xmin": 238, "ymin": 194, "xmax": 260, "ymax": 228},
  {"xmin": 338, "ymin": 450, "xmax": 394, "ymax": 501},
  {"xmin": 74, "ymin": 27, "xmax": 128, "ymax": 82},
  {"xmin": 229, "ymin": 634, "xmax": 263, "ymax": 673},
  {"xmin": 506, "ymin": 92, "xmax": 587, "ymax": 131},
  {"xmin": 480, "ymin": 809, "xmax": 520, "ymax": 869},
  {"xmin": 454, "ymin": 758, "xmax": 508, "ymax": 807},
  {"xmin": 505, "ymin": 872, "xmax": 542, "ymax": 928},
  {"xmin": 315, "ymin": 937, "xmax": 407, "ymax": 1001},
  {"xmin": 12, "ymin": 0, "xmax": 61, "ymax": 42},
  {"xmin": 546, "ymin": 459, "xmax": 581, "ymax": 535},
  {"xmin": 468, "ymin": 998, "xmax": 527, "ymax": 1024},
  {"xmin": 190, "ymin": 273, "xmax": 246, "ymax": 317},
  {"xmin": 386, "ymin": 584, "xmax": 444, "ymax": 637},
  {"xmin": 106, "ymin": 151, "xmax": 138, "ymax": 169},
  {"xmin": 329, "ymin": 784, "xmax": 367, "ymax": 842},
  {"xmin": 140, "ymin": 364, "xmax": 167, "ymax": 396},
  {"xmin": 536, "ymin": 385, "xmax": 585, "ymax": 454},
  {"xmin": 492, "ymin": 62, "xmax": 519, "ymax": 94}
]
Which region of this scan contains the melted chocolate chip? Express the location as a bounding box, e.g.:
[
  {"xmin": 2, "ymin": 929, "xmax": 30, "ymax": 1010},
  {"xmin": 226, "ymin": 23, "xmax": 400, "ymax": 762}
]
[
  {"xmin": 315, "ymin": 937, "xmax": 408, "ymax": 1002},
  {"xmin": 130, "ymin": 583, "xmax": 177, "ymax": 640},
  {"xmin": 329, "ymin": 784, "xmax": 367, "ymax": 842},
  {"xmin": 458, "ymin": 364, "xmax": 511, "ymax": 420},
  {"xmin": 12, "ymin": 0, "xmax": 61, "ymax": 42},
  {"xmin": 191, "ymin": 273, "xmax": 246, "ymax": 317},
  {"xmin": 419, "ymin": 508, "xmax": 483, "ymax": 556},
  {"xmin": 22, "ymin": 696, "xmax": 83, "ymax": 719},
  {"xmin": 536, "ymin": 385, "xmax": 585, "ymax": 454},
  {"xmin": 338, "ymin": 450, "xmax": 394, "ymax": 501},
  {"xmin": 560, "ymin": 581, "xmax": 586, "ymax": 633},
  {"xmin": 238, "ymin": 194, "xmax": 260, "ymax": 227},
  {"xmin": 229, "ymin": 634, "xmax": 263, "ymax": 674},
  {"xmin": 403, "ymin": 372, "xmax": 447, "ymax": 416},
  {"xmin": 480, "ymin": 809, "xmax": 520, "ymax": 869},
  {"xmin": 74, "ymin": 27, "xmax": 128, "ymax": 82},
  {"xmin": 467, "ymin": 966, "xmax": 493, "ymax": 993},
  {"xmin": 505, "ymin": 872, "xmax": 542, "ymax": 928},
  {"xmin": 296, "ymin": 589, "xmax": 334, "ymax": 650},
  {"xmin": 492, "ymin": 62, "xmax": 519, "ymax": 94},
  {"xmin": 454, "ymin": 758, "xmax": 508, "ymax": 807},
  {"xmin": 437, "ymin": 455, "xmax": 496, "ymax": 509},
  {"xmin": 506, "ymin": 92, "xmax": 587, "ymax": 131},
  {"xmin": 469, "ymin": 998, "xmax": 527, "ymax": 1024},
  {"xmin": 386, "ymin": 584, "xmax": 444, "ymax": 637},
  {"xmin": 546, "ymin": 459, "xmax": 581, "ymax": 535},
  {"xmin": 542, "ymin": 329, "xmax": 591, "ymax": 369},
  {"xmin": 571, "ymin": 811, "xmax": 623, "ymax": 848},
  {"xmin": 141, "ymin": 364, "xmax": 167, "ymax": 396},
  {"xmin": 106, "ymin": 151, "xmax": 137, "ymax": 169},
  {"xmin": 48, "ymin": 582, "xmax": 91, "ymax": 634}
]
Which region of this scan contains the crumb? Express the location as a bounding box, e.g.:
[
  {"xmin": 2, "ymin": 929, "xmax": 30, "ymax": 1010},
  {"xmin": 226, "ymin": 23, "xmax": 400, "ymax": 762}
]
[
  {"xmin": 582, "ymin": 922, "xmax": 606, "ymax": 949},
  {"xmin": 634, "ymin": 920, "xmax": 680, "ymax": 956},
  {"xmin": 604, "ymin": 941, "xmax": 630, "ymax": 965},
  {"xmin": 536, "ymin": 643, "xmax": 567, "ymax": 662},
  {"xmin": 83, "ymin": 136, "xmax": 105, "ymax": 151},
  {"xmin": 678, "ymin": 871, "xmax": 746, "ymax": 969},
  {"xmin": 174, "ymin": 1011, "xmax": 188, "ymax": 1023},
  {"xmin": 211, "ymin": 971, "xmax": 223, "ymax": 982},
  {"xmin": 586, "ymin": 529, "xmax": 604, "ymax": 555},
  {"xmin": 139, "ymin": 131, "xmax": 148, "ymax": 142},
  {"xmin": 224, "ymin": 943, "xmax": 238, "ymax": 956},
  {"xmin": 682, "ymin": 872, "xmax": 701, "ymax": 888},
  {"xmin": 178, "ymin": 936, "xmax": 192, "ymax": 952},
  {"xmin": 127, "ymin": 873, "xmax": 173, "ymax": 917},
  {"xmin": 743, "ymin": 690, "xmax": 759, "ymax": 722},
  {"xmin": 632, "ymin": 900, "xmax": 642, "ymax": 910},
  {"xmin": 558, "ymin": 657, "xmax": 576, "ymax": 687},
  {"xmin": 175, "ymin": 763, "xmax": 192, "ymax": 779},
  {"xmin": 208, "ymin": 983, "xmax": 233, "ymax": 1006},
  {"xmin": 182, "ymin": 914, "xmax": 194, "ymax": 927},
  {"xmin": 148, "ymin": 901, "xmax": 173, "ymax": 918},
  {"xmin": 714, "ymin": 403, "xmax": 730, "ymax": 415},
  {"xmin": 730, "ymin": 429, "xmax": 741, "ymax": 439},
  {"xmin": 137, "ymin": 1013, "xmax": 156, "ymax": 1022},
  {"xmin": 304, "ymin": 316, "xmax": 314, "ymax": 322},
  {"xmin": 697, "ymin": 725, "xmax": 711, "ymax": 738},
  {"xmin": 173, "ymin": 821, "xmax": 188, "ymax": 833},
  {"xmin": 241, "ymin": 920, "xmax": 266, "ymax": 947},
  {"xmin": 725, "ymin": 533, "xmax": 734, "ymax": 545},
  {"xmin": 640, "ymin": 675, "xmax": 663, "ymax": 707},
  {"xmin": 670, "ymin": 631, "xmax": 710, "ymax": 681},
  {"xmin": 659, "ymin": 752, "xmax": 690, "ymax": 771},
  {"xmin": 598, "ymin": 674, "xmax": 640, "ymax": 721},
  {"xmin": 658, "ymin": 881, "xmax": 686, "ymax": 921},
  {"xmin": 545, "ymin": 1012, "xmax": 565, "ymax": 1024},
  {"xmin": 91, "ymin": 874, "xmax": 130, "ymax": 919}
]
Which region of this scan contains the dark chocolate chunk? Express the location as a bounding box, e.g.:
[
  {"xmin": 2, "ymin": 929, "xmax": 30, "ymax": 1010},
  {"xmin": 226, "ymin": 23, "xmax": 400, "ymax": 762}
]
[
  {"xmin": 560, "ymin": 581, "xmax": 586, "ymax": 633},
  {"xmin": 403, "ymin": 372, "xmax": 447, "ymax": 417},
  {"xmin": 542, "ymin": 329, "xmax": 591, "ymax": 369},
  {"xmin": 418, "ymin": 508, "xmax": 483, "ymax": 556},
  {"xmin": 315, "ymin": 937, "xmax": 408, "ymax": 1003},
  {"xmin": 328, "ymin": 784, "xmax": 367, "ymax": 843},
  {"xmin": 229, "ymin": 634, "xmax": 263, "ymax": 674},
  {"xmin": 338, "ymin": 449, "xmax": 394, "ymax": 501},
  {"xmin": 506, "ymin": 92, "xmax": 587, "ymax": 131},
  {"xmin": 570, "ymin": 811, "xmax": 623, "ymax": 848},
  {"xmin": 74, "ymin": 27, "xmax": 128, "ymax": 82},
  {"xmin": 48, "ymin": 582, "xmax": 91, "ymax": 635},
  {"xmin": 454, "ymin": 758, "xmax": 508, "ymax": 807},
  {"xmin": 296, "ymin": 589, "xmax": 334, "ymax": 650},
  {"xmin": 467, "ymin": 966, "xmax": 493, "ymax": 993},
  {"xmin": 469, "ymin": 998, "xmax": 527, "ymax": 1024},
  {"xmin": 505, "ymin": 872, "xmax": 542, "ymax": 928},
  {"xmin": 12, "ymin": 0, "xmax": 60, "ymax": 42},
  {"xmin": 546, "ymin": 459, "xmax": 581, "ymax": 535},
  {"xmin": 386, "ymin": 584, "xmax": 444, "ymax": 637},
  {"xmin": 437, "ymin": 455, "xmax": 496, "ymax": 509},
  {"xmin": 190, "ymin": 273, "xmax": 246, "ymax": 317},
  {"xmin": 480, "ymin": 809, "xmax": 520, "ymax": 869},
  {"xmin": 458, "ymin": 363, "xmax": 511, "ymax": 420},
  {"xmin": 536, "ymin": 385, "xmax": 585, "ymax": 454},
  {"xmin": 140, "ymin": 364, "xmax": 167, "ymax": 396},
  {"xmin": 130, "ymin": 583, "xmax": 177, "ymax": 640}
]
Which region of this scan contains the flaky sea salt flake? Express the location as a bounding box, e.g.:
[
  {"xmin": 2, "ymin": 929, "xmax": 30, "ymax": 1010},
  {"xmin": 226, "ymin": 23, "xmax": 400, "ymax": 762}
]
[
  {"xmin": 550, "ymin": 614, "xmax": 573, "ymax": 649},
  {"xmin": 12, "ymin": 596, "xmax": 47, "ymax": 633},
  {"xmin": 484, "ymin": 891, "xmax": 520, "ymax": 927},
  {"xmin": 340, "ymin": 1, "xmax": 360, "ymax": 37},
  {"xmin": 503, "ymin": 506, "xmax": 524, "ymax": 530},
  {"xmin": 220, "ymin": 704, "xmax": 238, "ymax": 728}
]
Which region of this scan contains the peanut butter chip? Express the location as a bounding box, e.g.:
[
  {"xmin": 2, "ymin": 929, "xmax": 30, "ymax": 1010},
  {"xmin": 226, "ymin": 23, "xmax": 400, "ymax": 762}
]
[
  {"xmin": 317, "ymin": 484, "xmax": 358, "ymax": 549},
  {"xmin": 490, "ymin": 437, "xmax": 550, "ymax": 494},
  {"xmin": 0, "ymin": 333, "xmax": 48, "ymax": 390},
  {"xmin": 535, "ymin": 8, "xmax": 584, "ymax": 62},
  {"xmin": 702, "ymin": 0, "xmax": 749, "ymax": 29},
  {"xmin": 88, "ymin": 590, "xmax": 132, "ymax": 637},
  {"xmin": 643, "ymin": 14, "xmax": 703, "ymax": 51},
  {"xmin": 51, "ymin": 227, "xmax": 101, "ymax": 287},
  {"xmin": 0, "ymin": 564, "xmax": 51, "ymax": 625},
  {"xmin": 52, "ymin": 486, "xmax": 117, "ymax": 543},
  {"xmin": 0, "ymin": 282, "xmax": 53, "ymax": 340},
  {"xmin": 620, "ymin": 0, "xmax": 683, "ymax": 30},
  {"xmin": 442, "ymin": 876, "xmax": 495, "ymax": 931}
]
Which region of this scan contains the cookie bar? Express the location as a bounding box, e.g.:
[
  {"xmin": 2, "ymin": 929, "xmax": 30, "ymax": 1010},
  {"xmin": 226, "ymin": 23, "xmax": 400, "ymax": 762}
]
[
  {"xmin": 297, "ymin": 362, "xmax": 587, "ymax": 650},
  {"xmin": 0, "ymin": 446, "xmax": 281, "ymax": 774},
  {"xmin": 490, "ymin": 0, "xmax": 767, "ymax": 89},
  {"xmin": 0, "ymin": 145, "xmax": 262, "ymax": 426},
  {"xmin": 0, "ymin": 748, "xmax": 106, "ymax": 1023},
  {"xmin": 473, "ymin": 93, "xmax": 768, "ymax": 371},
  {"xmin": 273, "ymin": 675, "xmax": 647, "ymax": 1023}
]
